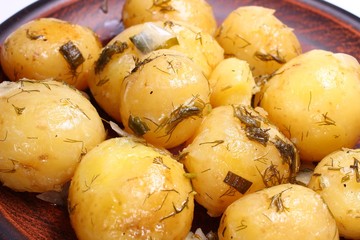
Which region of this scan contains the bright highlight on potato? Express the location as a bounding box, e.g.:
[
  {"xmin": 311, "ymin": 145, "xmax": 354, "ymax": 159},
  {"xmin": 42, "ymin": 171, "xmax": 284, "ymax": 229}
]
[
  {"xmin": 182, "ymin": 105, "xmax": 299, "ymax": 217},
  {"xmin": 68, "ymin": 137, "xmax": 194, "ymax": 240},
  {"xmin": 0, "ymin": 79, "xmax": 106, "ymax": 192},
  {"xmin": 308, "ymin": 148, "xmax": 360, "ymax": 239},
  {"xmin": 256, "ymin": 49, "xmax": 360, "ymax": 162},
  {"xmin": 218, "ymin": 184, "xmax": 339, "ymax": 240},
  {"xmin": 0, "ymin": 18, "xmax": 102, "ymax": 90}
]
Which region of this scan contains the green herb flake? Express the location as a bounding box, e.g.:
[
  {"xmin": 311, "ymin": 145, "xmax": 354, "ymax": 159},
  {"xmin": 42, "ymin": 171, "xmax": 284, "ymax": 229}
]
[
  {"xmin": 223, "ymin": 171, "xmax": 252, "ymax": 194},
  {"xmin": 59, "ymin": 41, "xmax": 85, "ymax": 71},
  {"xmin": 95, "ymin": 41, "xmax": 128, "ymax": 74},
  {"xmin": 128, "ymin": 115, "xmax": 150, "ymax": 136}
]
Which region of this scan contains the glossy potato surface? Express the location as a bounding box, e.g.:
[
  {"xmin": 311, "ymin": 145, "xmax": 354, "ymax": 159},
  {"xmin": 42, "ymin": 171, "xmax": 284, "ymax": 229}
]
[
  {"xmin": 308, "ymin": 148, "xmax": 360, "ymax": 239},
  {"xmin": 216, "ymin": 6, "xmax": 302, "ymax": 77},
  {"xmin": 0, "ymin": 18, "xmax": 102, "ymax": 90},
  {"xmin": 68, "ymin": 137, "xmax": 194, "ymax": 240},
  {"xmin": 256, "ymin": 49, "xmax": 360, "ymax": 162},
  {"xmin": 119, "ymin": 50, "xmax": 211, "ymax": 149},
  {"xmin": 0, "ymin": 79, "xmax": 106, "ymax": 192},
  {"xmin": 122, "ymin": 0, "xmax": 217, "ymax": 35},
  {"xmin": 218, "ymin": 184, "xmax": 339, "ymax": 240},
  {"xmin": 182, "ymin": 105, "xmax": 299, "ymax": 217}
]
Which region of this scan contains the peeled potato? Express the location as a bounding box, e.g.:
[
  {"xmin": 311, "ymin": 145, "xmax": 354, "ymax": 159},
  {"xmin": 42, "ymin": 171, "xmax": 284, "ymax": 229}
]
[
  {"xmin": 0, "ymin": 79, "xmax": 106, "ymax": 192},
  {"xmin": 119, "ymin": 49, "xmax": 211, "ymax": 149},
  {"xmin": 0, "ymin": 18, "xmax": 102, "ymax": 90},
  {"xmin": 308, "ymin": 148, "xmax": 360, "ymax": 239},
  {"xmin": 256, "ymin": 49, "xmax": 360, "ymax": 162},
  {"xmin": 216, "ymin": 6, "xmax": 302, "ymax": 77},
  {"xmin": 68, "ymin": 137, "xmax": 194, "ymax": 240},
  {"xmin": 122, "ymin": 0, "xmax": 217, "ymax": 35},
  {"xmin": 182, "ymin": 105, "xmax": 299, "ymax": 217},
  {"xmin": 218, "ymin": 184, "xmax": 339, "ymax": 240},
  {"xmin": 208, "ymin": 58, "xmax": 258, "ymax": 107}
]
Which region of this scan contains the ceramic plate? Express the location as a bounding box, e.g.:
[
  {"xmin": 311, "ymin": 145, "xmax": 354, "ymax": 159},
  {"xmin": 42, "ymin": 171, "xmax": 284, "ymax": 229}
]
[{"xmin": 0, "ymin": 0, "xmax": 359, "ymax": 239}]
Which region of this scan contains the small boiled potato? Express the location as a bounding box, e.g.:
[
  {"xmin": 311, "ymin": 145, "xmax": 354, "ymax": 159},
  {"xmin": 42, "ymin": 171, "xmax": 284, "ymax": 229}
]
[
  {"xmin": 68, "ymin": 137, "xmax": 194, "ymax": 240},
  {"xmin": 308, "ymin": 148, "xmax": 360, "ymax": 239},
  {"xmin": 255, "ymin": 49, "xmax": 360, "ymax": 162},
  {"xmin": 209, "ymin": 58, "xmax": 258, "ymax": 107},
  {"xmin": 216, "ymin": 6, "xmax": 302, "ymax": 77},
  {"xmin": 0, "ymin": 18, "xmax": 102, "ymax": 90},
  {"xmin": 122, "ymin": 0, "xmax": 217, "ymax": 35},
  {"xmin": 119, "ymin": 49, "xmax": 211, "ymax": 149},
  {"xmin": 0, "ymin": 79, "xmax": 106, "ymax": 192},
  {"xmin": 182, "ymin": 105, "xmax": 300, "ymax": 217},
  {"xmin": 218, "ymin": 184, "xmax": 339, "ymax": 240}
]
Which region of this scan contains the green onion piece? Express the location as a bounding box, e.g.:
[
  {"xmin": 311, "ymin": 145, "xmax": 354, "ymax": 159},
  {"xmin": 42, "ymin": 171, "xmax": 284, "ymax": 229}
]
[
  {"xmin": 128, "ymin": 115, "xmax": 150, "ymax": 136},
  {"xmin": 130, "ymin": 22, "xmax": 179, "ymax": 54},
  {"xmin": 223, "ymin": 171, "xmax": 252, "ymax": 194},
  {"xmin": 59, "ymin": 41, "xmax": 85, "ymax": 71}
]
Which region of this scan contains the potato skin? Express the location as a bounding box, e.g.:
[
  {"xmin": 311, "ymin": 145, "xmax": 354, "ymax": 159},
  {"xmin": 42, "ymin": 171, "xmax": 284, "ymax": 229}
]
[
  {"xmin": 216, "ymin": 6, "xmax": 301, "ymax": 77},
  {"xmin": 218, "ymin": 184, "xmax": 339, "ymax": 240},
  {"xmin": 0, "ymin": 79, "xmax": 106, "ymax": 192},
  {"xmin": 182, "ymin": 105, "xmax": 299, "ymax": 217},
  {"xmin": 308, "ymin": 148, "xmax": 360, "ymax": 239},
  {"xmin": 119, "ymin": 50, "xmax": 211, "ymax": 149},
  {"xmin": 68, "ymin": 137, "xmax": 194, "ymax": 240},
  {"xmin": 0, "ymin": 18, "xmax": 102, "ymax": 90},
  {"xmin": 209, "ymin": 58, "xmax": 257, "ymax": 107},
  {"xmin": 256, "ymin": 49, "xmax": 360, "ymax": 162},
  {"xmin": 122, "ymin": 0, "xmax": 217, "ymax": 35}
]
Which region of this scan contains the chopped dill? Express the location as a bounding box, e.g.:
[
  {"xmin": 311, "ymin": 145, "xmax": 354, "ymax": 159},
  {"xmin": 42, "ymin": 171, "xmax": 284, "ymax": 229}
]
[
  {"xmin": 95, "ymin": 41, "xmax": 128, "ymax": 74},
  {"xmin": 269, "ymin": 187, "xmax": 291, "ymax": 212}
]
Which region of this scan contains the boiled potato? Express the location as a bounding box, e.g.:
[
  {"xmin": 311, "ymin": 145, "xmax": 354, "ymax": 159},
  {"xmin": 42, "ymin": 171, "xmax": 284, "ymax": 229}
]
[
  {"xmin": 208, "ymin": 58, "xmax": 258, "ymax": 107},
  {"xmin": 68, "ymin": 137, "xmax": 194, "ymax": 240},
  {"xmin": 122, "ymin": 0, "xmax": 217, "ymax": 35},
  {"xmin": 255, "ymin": 49, "xmax": 360, "ymax": 162},
  {"xmin": 182, "ymin": 105, "xmax": 300, "ymax": 217},
  {"xmin": 218, "ymin": 184, "xmax": 339, "ymax": 240},
  {"xmin": 308, "ymin": 148, "xmax": 360, "ymax": 239},
  {"xmin": 216, "ymin": 6, "xmax": 302, "ymax": 77},
  {"xmin": 119, "ymin": 49, "xmax": 211, "ymax": 149},
  {"xmin": 0, "ymin": 18, "xmax": 102, "ymax": 90},
  {"xmin": 0, "ymin": 79, "xmax": 106, "ymax": 192}
]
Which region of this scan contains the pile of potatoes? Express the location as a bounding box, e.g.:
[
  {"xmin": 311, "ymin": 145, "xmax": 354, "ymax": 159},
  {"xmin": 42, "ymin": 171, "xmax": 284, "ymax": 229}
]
[{"xmin": 1, "ymin": 0, "xmax": 360, "ymax": 239}]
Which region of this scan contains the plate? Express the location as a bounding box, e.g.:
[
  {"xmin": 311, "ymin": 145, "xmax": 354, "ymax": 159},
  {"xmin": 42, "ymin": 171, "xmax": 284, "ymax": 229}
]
[{"xmin": 0, "ymin": 0, "xmax": 359, "ymax": 239}]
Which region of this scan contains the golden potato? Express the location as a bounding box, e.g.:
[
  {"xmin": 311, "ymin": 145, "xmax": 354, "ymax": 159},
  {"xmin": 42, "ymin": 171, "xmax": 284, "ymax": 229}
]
[
  {"xmin": 122, "ymin": 0, "xmax": 217, "ymax": 35},
  {"xmin": 0, "ymin": 79, "xmax": 106, "ymax": 192},
  {"xmin": 308, "ymin": 148, "xmax": 360, "ymax": 239},
  {"xmin": 119, "ymin": 49, "xmax": 211, "ymax": 149},
  {"xmin": 0, "ymin": 18, "xmax": 102, "ymax": 90},
  {"xmin": 216, "ymin": 6, "xmax": 302, "ymax": 77},
  {"xmin": 182, "ymin": 105, "xmax": 299, "ymax": 217},
  {"xmin": 218, "ymin": 184, "xmax": 339, "ymax": 240},
  {"xmin": 255, "ymin": 49, "xmax": 360, "ymax": 162},
  {"xmin": 208, "ymin": 58, "xmax": 258, "ymax": 107},
  {"xmin": 68, "ymin": 137, "xmax": 194, "ymax": 240}
]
